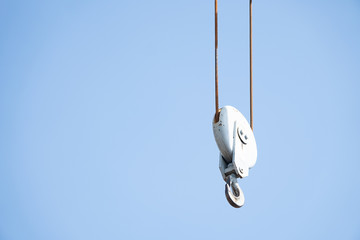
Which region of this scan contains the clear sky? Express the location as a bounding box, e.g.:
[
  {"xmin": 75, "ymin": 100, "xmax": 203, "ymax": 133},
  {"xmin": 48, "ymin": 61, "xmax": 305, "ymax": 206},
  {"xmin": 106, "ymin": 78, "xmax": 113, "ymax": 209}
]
[{"xmin": 0, "ymin": 0, "xmax": 360, "ymax": 239}]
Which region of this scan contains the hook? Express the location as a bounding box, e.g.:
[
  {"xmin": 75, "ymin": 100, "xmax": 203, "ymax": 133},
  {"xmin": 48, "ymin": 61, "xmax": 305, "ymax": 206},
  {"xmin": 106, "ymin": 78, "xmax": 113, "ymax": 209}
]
[{"xmin": 225, "ymin": 174, "xmax": 245, "ymax": 208}]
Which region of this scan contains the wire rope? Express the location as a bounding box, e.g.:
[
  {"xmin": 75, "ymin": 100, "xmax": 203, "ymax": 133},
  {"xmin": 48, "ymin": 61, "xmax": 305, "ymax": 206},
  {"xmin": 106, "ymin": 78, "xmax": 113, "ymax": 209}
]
[
  {"xmin": 214, "ymin": 0, "xmax": 254, "ymax": 131},
  {"xmin": 214, "ymin": 0, "xmax": 219, "ymax": 122}
]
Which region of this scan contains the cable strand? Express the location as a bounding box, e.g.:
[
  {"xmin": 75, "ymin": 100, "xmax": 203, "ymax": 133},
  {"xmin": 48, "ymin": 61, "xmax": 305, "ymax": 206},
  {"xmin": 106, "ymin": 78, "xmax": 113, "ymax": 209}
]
[
  {"xmin": 215, "ymin": 0, "xmax": 219, "ymax": 122},
  {"xmin": 249, "ymin": 0, "xmax": 253, "ymax": 130}
]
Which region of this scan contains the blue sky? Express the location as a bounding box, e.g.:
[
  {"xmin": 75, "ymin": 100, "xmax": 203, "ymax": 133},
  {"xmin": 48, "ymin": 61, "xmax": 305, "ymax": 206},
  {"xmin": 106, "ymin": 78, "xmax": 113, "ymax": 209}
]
[{"xmin": 0, "ymin": 0, "xmax": 360, "ymax": 239}]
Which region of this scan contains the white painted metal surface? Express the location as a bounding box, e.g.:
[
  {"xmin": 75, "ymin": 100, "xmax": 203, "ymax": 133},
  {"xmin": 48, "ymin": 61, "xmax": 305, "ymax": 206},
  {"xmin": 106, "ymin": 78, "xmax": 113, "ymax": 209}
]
[{"xmin": 212, "ymin": 106, "xmax": 257, "ymax": 208}]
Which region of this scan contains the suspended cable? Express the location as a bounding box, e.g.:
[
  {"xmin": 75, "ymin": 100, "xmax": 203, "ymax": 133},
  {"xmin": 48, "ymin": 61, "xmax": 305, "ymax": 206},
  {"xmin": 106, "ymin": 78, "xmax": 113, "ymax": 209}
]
[
  {"xmin": 214, "ymin": 0, "xmax": 253, "ymax": 130},
  {"xmin": 249, "ymin": 0, "xmax": 253, "ymax": 130},
  {"xmin": 214, "ymin": 0, "xmax": 219, "ymax": 122}
]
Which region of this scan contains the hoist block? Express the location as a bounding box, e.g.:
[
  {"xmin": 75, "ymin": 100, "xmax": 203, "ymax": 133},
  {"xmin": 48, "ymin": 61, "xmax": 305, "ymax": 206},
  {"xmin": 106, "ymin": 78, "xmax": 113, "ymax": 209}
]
[{"xmin": 212, "ymin": 106, "xmax": 257, "ymax": 208}]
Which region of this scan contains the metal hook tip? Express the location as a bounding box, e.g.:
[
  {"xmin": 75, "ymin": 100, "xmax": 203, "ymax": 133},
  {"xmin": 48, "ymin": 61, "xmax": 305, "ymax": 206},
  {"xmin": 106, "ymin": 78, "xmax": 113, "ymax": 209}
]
[{"xmin": 225, "ymin": 179, "xmax": 245, "ymax": 208}]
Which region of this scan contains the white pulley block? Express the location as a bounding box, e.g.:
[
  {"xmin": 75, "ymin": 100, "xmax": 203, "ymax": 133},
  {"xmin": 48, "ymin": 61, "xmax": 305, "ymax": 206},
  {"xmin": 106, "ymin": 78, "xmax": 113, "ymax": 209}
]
[{"xmin": 212, "ymin": 106, "xmax": 257, "ymax": 208}]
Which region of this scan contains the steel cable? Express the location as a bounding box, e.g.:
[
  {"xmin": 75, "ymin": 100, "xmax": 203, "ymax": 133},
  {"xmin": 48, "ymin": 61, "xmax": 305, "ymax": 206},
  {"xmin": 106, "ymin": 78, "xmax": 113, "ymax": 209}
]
[{"xmin": 214, "ymin": 0, "xmax": 253, "ymax": 130}]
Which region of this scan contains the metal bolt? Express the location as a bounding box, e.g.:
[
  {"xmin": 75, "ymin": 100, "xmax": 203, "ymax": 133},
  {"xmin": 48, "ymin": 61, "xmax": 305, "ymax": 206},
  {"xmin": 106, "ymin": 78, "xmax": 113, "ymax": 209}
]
[{"xmin": 237, "ymin": 128, "xmax": 248, "ymax": 144}]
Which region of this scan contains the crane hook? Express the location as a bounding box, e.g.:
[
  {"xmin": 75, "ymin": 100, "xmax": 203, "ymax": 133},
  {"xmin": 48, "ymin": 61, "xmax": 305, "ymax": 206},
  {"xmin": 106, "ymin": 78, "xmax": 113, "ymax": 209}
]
[{"xmin": 225, "ymin": 174, "xmax": 245, "ymax": 208}]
